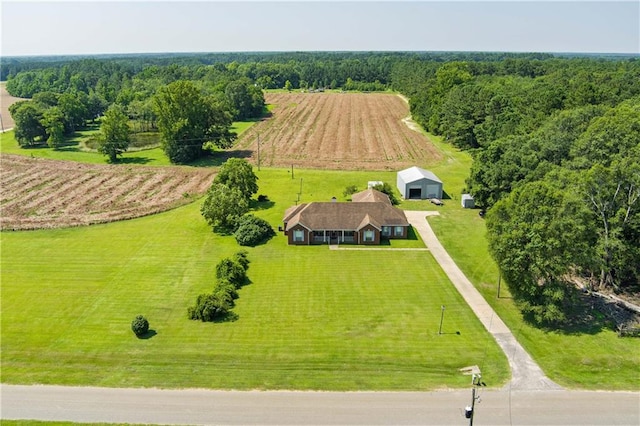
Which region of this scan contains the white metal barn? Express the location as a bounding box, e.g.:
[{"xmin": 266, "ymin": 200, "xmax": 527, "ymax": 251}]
[{"xmin": 397, "ymin": 166, "xmax": 443, "ymax": 200}]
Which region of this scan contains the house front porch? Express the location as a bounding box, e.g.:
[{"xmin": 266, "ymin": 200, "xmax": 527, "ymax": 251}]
[{"xmin": 312, "ymin": 230, "xmax": 357, "ymax": 244}]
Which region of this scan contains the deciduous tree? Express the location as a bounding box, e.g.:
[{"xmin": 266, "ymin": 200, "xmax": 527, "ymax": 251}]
[
  {"xmin": 153, "ymin": 80, "xmax": 235, "ymax": 164},
  {"xmin": 98, "ymin": 104, "xmax": 130, "ymax": 162},
  {"xmin": 41, "ymin": 107, "xmax": 65, "ymax": 149},
  {"xmin": 486, "ymin": 178, "xmax": 594, "ymax": 324},
  {"xmin": 213, "ymin": 158, "xmax": 259, "ymax": 201},
  {"xmin": 200, "ymin": 183, "xmax": 249, "ymax": 232},
  {"xmin": 372, "ymin": 182, "xmax": 400, "ymax": 205},
  {"xmin": 9, "ymin": 101, "xmax": 46, "ymax": 147}
]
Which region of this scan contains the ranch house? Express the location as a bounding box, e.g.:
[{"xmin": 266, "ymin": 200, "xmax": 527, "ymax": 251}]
[{"xmin": 282, "ymin": 189, "xmax": 410, "ymax": 245}]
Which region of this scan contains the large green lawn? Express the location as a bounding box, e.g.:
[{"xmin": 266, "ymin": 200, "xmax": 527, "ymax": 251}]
[
  {"xmin": 1, "ymin": 167, "xmax": 509, "ymax": 390},
  {"xmin": 2, "ymin": 117, "xmax": 638, "ymax": 391}
]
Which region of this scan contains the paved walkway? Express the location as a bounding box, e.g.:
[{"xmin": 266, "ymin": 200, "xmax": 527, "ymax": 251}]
[
  {"xmin": 404, "ymin": 210, "xmax": 562, "ymax": 391},
  {"xmin": 329, "ymin": 245, "xmax": 429, "ymax": 251}
]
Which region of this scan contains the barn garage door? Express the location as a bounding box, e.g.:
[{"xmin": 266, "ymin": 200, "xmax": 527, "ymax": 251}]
[
  {"xmin": 426, "ymin": 184, "xmax": 441, "ymax": 199},
  {"xmin": 409, "ymin": 188, "xmax": 422, "ymax": 199}
]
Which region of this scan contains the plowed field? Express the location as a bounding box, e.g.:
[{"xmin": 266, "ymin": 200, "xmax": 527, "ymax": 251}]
[
  {"xmin": 0, "ymin": 154, "xmax": 215, "ymax": 230},
  {"xmin": 234, "ymin": 92, "xmax": 442, "ymax": 170}
]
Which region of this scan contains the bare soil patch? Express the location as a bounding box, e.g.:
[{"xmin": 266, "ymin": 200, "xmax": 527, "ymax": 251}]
[
  {"xmin": 0, "ymin": 154, "xmax": 215, "ymax": 230},
  {"xmin": 233, "ymin": 92, "xmax": 442, "ymax": 171},
  {"xmin": 1, "ymin": 82, "xmax": 27, "ymax": 131}
]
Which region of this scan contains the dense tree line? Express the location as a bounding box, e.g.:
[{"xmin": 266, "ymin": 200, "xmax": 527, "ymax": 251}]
[
  {"xmin": 5, "ymin": 58, "xmax": 267, "ymax": 164},
  {"xmin": 8, "ymin": 90, "xmax": 104, "ymax": 148},
  {"xmin": 2, "ymin": 51, "xmax": 558, "ymax": 85},
  {"xmin": 394, "ymin": 56, "xmax": 640, "ymax": 325}
]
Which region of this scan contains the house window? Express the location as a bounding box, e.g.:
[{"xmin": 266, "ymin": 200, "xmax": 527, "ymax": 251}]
[
  {"xmin": 293, "ymin": 229, "xmax": 304, "ymax": 242},
  {"xmin": 394, "ymin": 226, "xmax": 404, "ymax": 236},
  {"xmin": 363, "ymin": 230, "xmax": 375, "ymax": 242},
  {"xmin": 382, "ymin": 226, "xmax": 391, "ymax": 237}
]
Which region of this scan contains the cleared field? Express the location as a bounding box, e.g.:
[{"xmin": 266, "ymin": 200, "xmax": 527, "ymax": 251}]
[
  {"xmin": 1, "ymin": 82, "xmax": 27, "ymax": 131},
  {"xmin": 234, "ymin": 92, "xmax": 443, "ymax": 170},
  {"xmin": 0, "ymin": 154, "xmax": 215, "ymax": 230}
]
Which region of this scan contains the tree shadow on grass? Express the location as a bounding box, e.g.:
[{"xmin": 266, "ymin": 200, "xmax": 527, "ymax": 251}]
[
  {"xmin": 249, "ymin": 199, "xmax": 275, "ymax": 211},
  {"xmin": 212, "ymin": 312, "xmax": 239, "ymax": 323},
  {"xmin": 118, "ymin": 156, "xmax": 152, "ymax": 165},
  {"xmin": 55, "ymin": 142, "xmax": 82, "ymax": 152},
  {"xmin": 236, "ymin": 277, "xmax": 253, "ymax": 289},
  {"xmin": 521, "ymin": 289, "xmax": 616, "ymax": 336},
  {"xmin": 136, "ymin": 329, "xmax": 158, "ymax": 340},
  {"xmin": 189, "ymin": 150, "xmax": 254, "ymax": 168}
]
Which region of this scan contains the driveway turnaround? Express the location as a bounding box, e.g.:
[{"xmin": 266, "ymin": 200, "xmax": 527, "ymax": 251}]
[{"xmin": 404, "ymin": 211, "xmax": 561, "ymax": 391}]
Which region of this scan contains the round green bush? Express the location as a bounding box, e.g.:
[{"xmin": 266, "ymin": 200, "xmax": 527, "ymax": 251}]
[
  {"xmin": 234, "ymin": 214, "xmax": 275, "ymax": 246},
  {"xmin": 131, "ymin": 315, "xmax": 149, "ymax": 337}
]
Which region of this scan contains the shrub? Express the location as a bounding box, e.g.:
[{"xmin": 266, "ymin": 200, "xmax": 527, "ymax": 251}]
[
  {"xmin": 188, "ymin": 251, "xmax": 251, "ymax": 323},
  {"xmin": 257, "ymin": 194, "xmax": 269, "ymax": 202},
  {"xmin": 372, "ymin": 182, "xmax": 400, "ymax": 205},
  {"xmin": 215, "ymin": 257, "xmax": 248, "ymax": 288},
  {"xmin": 343, "ymin": 185, "xmax": 359, "ymax": 198},
  {"xmin": 188, "ymin": 293, "xmax": 234, "ymax": 322},
  {"xmin": 233, "ymin": 250, "xmax": 250, "ymax": 271},
  {"xmin": 131, "ymin": 315, "xmax": 149, "ymax": 337},
  {"xmin": 234, "ymin": 214, "xmax": 275, "ymax": 246},
  {"xmin": 215, "ymin": 278, "xmax": 239, "ymax": 300}
]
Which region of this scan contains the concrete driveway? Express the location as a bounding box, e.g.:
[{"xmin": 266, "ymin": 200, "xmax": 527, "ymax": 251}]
[{"xmin": 404, "ymin": 210, "xmax": 561, "ymax": 391}]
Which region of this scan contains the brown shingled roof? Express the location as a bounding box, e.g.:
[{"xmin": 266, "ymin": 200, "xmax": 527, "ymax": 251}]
[
  {"xmin": 351, "ymin": 188, "xmax": 391, "ymax": 204},
  {"xmin": 284, "ymin": 201, "xmax": 408, "ymax": 232}
]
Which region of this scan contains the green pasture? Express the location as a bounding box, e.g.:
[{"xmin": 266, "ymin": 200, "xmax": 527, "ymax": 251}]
[
  {"xmin": 1, "ymin": 166, "xmax": 509, "ymax": 390},
  {"xmin": 0, "ymin": 128, "xmax": 169, "ymax": 165}
]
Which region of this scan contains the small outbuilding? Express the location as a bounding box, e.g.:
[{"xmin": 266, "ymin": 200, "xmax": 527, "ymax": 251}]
[
  {"xmin": 461, "ymin": 194, "xmax": 475, "ymax": 209},
  {"xmin": 397, "ymin": 166, "xmax": 443, "ymax": 200}
]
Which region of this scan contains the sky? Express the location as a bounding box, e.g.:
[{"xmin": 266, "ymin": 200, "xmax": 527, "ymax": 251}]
[{"xmin": 1, "ymin": 1, "xmax": 638, "ymax": 56}]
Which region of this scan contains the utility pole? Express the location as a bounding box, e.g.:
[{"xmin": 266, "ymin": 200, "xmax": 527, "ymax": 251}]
[
  {"xmin": 465, "ymin": 386, "xmax": 479, "ymax": 425},
  {"xmin": 299, "ymin": 178, "xmax": 303, "ymax": 197},
  {"xmin": 438, "ymin": 305, "xmax": 445, "ymax": 335},
  {"xmin": 291, "ymin": 164, "xmax": 294, "ymax": 179},
  {"xmin": 460, "ymin": 366, "xmax": 481, "ymax": 425},
  {"xmin": 497, "ymin": 272, "xmax": 501, "ymax": 298}
]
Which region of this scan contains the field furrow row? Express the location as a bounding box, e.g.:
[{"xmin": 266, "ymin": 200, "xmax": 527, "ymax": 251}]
[
  {"xmin": 0, "ymin": 154, "xmax": 215, "ymax": 230},
  {"xmin": 237, "ymin": 92, "xmax": 441, "ymax": 171}
]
